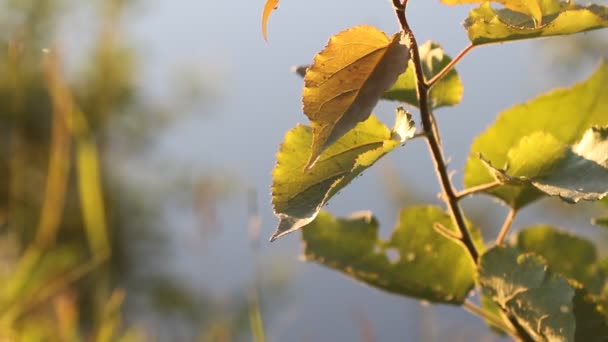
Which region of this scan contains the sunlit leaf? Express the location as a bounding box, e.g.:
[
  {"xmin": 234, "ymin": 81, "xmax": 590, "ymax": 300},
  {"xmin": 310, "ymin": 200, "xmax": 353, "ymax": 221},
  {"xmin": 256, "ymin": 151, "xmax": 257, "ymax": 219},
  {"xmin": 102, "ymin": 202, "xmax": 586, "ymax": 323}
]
[
  {"xmin": 270, "ymin": 111, "xmax": 415, "ymax": 241},
  {"xmin": 301, "ymin": 207, "xmax": 483, "ymax": 304},
  {"xmin": 440, "ymin": 0, "xmax": 566, "ymax": 24},
  {"xmin": 295, "ymin": 41, "xmax": 463, "ymax": 110},
  {"xmin": 479, "ymin": 246, "xmax": 576, "ymax": 341},
  {"xmin": 76, "ymin": 138, "xmax": 111, "ymax": 257},
  {"xmin": 464, "ymin": 62, "xmax": 608, "ymax": 209},
  {"xmin": 303, "ymin": 25, "xmax": 409, "ymax": 169},
  {"xmin": 480, "ymin": 127, "xmax": 608, "ymax": 204},
  {"xmin": 464, "ymin": 2, "xmax": 608, "ymax": 46},
  {"xmin": 517, "ymin": 225, "xmax": 604, "ymax": 294},
  {"xmin": 262, "ymin": 0, "xmax": 280, "ymax": 41},
  {"xmin": 383, "ymin": 41, "xmax": 463, "ymax": 109},
  {"xmin": 44, "ymin": 51, "xmax": 110, "ymax": 257}
]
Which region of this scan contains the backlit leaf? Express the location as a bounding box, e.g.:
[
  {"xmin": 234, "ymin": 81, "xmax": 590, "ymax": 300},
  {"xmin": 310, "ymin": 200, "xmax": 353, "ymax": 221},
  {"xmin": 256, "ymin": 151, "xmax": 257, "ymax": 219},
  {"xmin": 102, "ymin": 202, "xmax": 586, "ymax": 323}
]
[
  {"xmin": 270, "ymin": 111, "xmax": 415, "ymax": 241},
  {"xmin": 480, "ymin": 127, "xmax": 608, "ymax": 204},
  {"xmin": 301, "ymin": 206, "xmax": 483, "ymax": 304},
  {"xmin": 464, "ymin": 2, "xmax": 608, "ymax": 46},
  {"xmin": 464, "ymin": 62, "xmax": 608, "ymax": 209},
  {"xmin": 517, "ymin": 225, "xmax": 604, "ymax": 294},
  {"xmin": 440, "ymin": 0, "xmax": 565, "ymax": 25},
  {"xmin": 303, "ymin": 25, "xmax": 409, "ymax": 169},
  {"xmin": 262, "ymin": 0, "xmax": 280, "ymax": 41},
  {"xmin": 295, "ymin": 41, "xmax": 463, "ymax": 110},
  {"xmin": 383, "ymin": 41, "xmax": 464, "ymax": 109},
  {"xmin": 479, "ymin": 246, "xmax": 576, "ymax": 341}
]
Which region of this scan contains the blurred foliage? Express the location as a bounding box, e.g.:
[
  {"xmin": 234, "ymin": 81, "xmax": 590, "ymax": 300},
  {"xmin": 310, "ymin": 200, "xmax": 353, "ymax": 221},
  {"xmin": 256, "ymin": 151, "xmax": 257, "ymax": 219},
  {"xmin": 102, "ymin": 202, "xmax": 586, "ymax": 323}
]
[
  {"xmin": 540, "ymin": 30, "xmax": 608, "ymax": 75},
  {"xmin": 0, "ymin": 0, "xmax": 273, "ymax": 340}
]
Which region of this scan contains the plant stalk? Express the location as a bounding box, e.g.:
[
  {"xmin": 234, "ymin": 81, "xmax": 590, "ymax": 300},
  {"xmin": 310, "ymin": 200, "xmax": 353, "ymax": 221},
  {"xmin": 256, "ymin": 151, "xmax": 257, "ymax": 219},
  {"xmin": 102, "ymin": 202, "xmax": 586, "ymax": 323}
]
[
  {"xmin": 427, "ymin": 43, "xmax": 475, "ymax": 88},
  {"xmin": 455, "ymin": 180, "xmax": 502, "ymax": 200},
  {"xmin": 393, "ymin": 0, "xmax": 479, "ymax": 263},
  {"xmin": 496, "ymin": 208, "xmax": 518, "ymax": 245}
]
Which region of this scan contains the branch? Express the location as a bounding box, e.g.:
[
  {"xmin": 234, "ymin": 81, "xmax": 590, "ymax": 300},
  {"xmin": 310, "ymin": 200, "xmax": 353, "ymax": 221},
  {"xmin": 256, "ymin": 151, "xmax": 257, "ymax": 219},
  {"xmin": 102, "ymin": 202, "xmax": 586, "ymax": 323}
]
[
  {"xmin": 393, "ymin": 0, "xmax": 479, "ymax": 263},
  {"xmin": 496, "ymin": 208, "xmax": 518, "ymax": 245},
  {"xmin": 455, "ymin": 180, "xmax": 502, "ymax": 200},
  {"xmin": 427, "ymin": 43, "xmax": 475, "ymax": 88}
]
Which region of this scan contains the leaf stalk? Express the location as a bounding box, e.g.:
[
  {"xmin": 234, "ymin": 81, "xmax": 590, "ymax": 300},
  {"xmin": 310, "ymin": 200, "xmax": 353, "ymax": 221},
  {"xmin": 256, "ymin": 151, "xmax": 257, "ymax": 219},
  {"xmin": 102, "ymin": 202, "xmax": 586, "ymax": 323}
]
[
  {"xmin": 427, "ymin": 43, "xmax": 475, "ymax": 88},
  {"xmin": 455, "ymin": 180, "xmax": 502, "ymax": 200},
  {"xmin": 496, "ymin": 208, "xmax": 518, "ymax": 245},
  {"xmin": 463, "ymin": 300, "xmax": 518, "ymax": 338}
]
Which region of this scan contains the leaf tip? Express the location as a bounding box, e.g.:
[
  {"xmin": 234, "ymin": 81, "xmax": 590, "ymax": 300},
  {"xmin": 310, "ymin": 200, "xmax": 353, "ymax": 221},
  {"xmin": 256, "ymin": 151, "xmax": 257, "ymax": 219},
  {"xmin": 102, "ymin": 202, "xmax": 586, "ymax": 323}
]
[
  {"xmin": 262, "ymin": 0, "xmax": 279, "ymax": 42},
  {"xmin": 269, "ymin": 233, "xmax": 279, "ymax": 242}
]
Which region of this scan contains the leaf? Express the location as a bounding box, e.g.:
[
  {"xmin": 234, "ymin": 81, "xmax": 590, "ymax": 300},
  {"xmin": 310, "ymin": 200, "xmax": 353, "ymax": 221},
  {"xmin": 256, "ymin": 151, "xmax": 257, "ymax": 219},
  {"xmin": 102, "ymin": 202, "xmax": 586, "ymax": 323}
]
[
  {"xmin": 480, "ymin": 127, "xmax": 608, "ymax": 204},
  {"xmin": 301, "ymin": 206, "xmax": 483, "ymax": 304},
  {"xmin": 262, "ymin": 0, "xmax": 280, "ymax": 41},
  {"xmin": 295, "ymin": 41, "xmax": 463, "ymax": 110},
  {"xmin": 479, "ymin": 246, "xmax": 576, "ymax": 341},
  {"xmin": 571, "ymin": 287, "xmax": 608, "ymax": 341},
  {"xmin": 516, "ymin": 225, "xmax": 605, "ymax": 294},
  {"xmin": 303, "ymin": 25, "xmax": 409, "ymax": 169},
  {"xmin": 383, "ymin": 41, "xmax": 464, "ymax": 109},
  {"xmin": 270, "ymin": 111, "xmax": 415, "ymax": 241},
  {"xmin": 441, "ymin": 0, "xmax": 566, "ymax": 24},
  {"xmin": 76, "ymin": 137, "xmax": 111, "ymax": 257},
  {"xmin": 464, "ymin": 62, "xmax": 608, "ymax": 209},
  {"xmin": 464, "ymin": 2, "xmax": 608, "ymax": 46},
  {"xmin": 480, "ymin": 294, "xmax": 508, "ymax": 335}
]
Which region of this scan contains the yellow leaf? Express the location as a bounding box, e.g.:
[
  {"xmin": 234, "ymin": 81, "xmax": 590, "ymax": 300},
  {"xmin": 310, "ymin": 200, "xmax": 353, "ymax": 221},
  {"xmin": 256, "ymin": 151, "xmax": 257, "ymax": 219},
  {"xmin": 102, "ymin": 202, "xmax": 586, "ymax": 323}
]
[
  {"xmin": 303, "ymin": 25, "xmax": 409, "ymax": 169},
  {"xmin": 262, "ymin": 0, "xmax": 280, "ymax": 41}
]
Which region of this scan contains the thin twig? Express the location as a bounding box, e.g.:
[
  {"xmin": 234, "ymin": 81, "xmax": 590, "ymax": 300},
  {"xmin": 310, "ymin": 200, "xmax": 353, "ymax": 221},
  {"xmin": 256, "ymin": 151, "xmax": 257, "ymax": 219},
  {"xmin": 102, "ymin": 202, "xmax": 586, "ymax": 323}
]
[
  {"xmin": 463, "ymin": 300, "xmax": 518, "ymax": 338},
  {"xmin": 411, "ymin": 131, "xmax": 427, "ymax": 139},
  {"xmin": 427, "ymin": 43, "xmax": 475, "ymax": 88},
  {"xmin": 455, "ymin": 180, "xmax": 502, "ymax": 200},
  {"xmin": 393, "ymin": 0, "xmax": 479, "ymax": 263},
  {"xmin": 433, "ymin": 222, "xmax": 462, "ymax": 241},
  {"xmin": 496, "ymin": 208, "xmax": 517, "ymax": 245}
]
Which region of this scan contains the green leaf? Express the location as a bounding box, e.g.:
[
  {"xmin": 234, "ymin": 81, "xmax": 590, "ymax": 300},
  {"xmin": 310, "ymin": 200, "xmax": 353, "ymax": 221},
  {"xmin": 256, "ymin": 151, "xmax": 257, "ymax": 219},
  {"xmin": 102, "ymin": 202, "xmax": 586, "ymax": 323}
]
[
  {"xmin": 572, "ymin": 287, "xmax": 608, "ymax": 341},
  {"xmin": 442, "ymin": 0, "xmax": 565, "ymax": 24},
  {"xmin": 479, "ymin": 127, "xmax": 608, "ymax": 204},
  {"xmin": 464, "ymin": 62, "xmax": 608, "ymax": 209},
  {"xmin": 464, "ymin": 2, "xmax": 608, "ymax": 46},
  {"xmin": 516, "ymin": 225, "xmax": 605, "ymax": 294},
  {"xmin": 270, "ymin": 112, "xmax": 415, "ymax": 241},
  {"xmin": 301, "ymin": 206, "xmax": 483, "ymax": 304},
  {"xmin": 480, "ymin": 294, "xmax": 508, "ymax": 335},
  {"xmin": 383, "ymin": 41, "xmax": 464, "ymax": 109},
  {"xmin": 479, "ymin": 246, "xmax": 576, "ymax": 341},
  {"xmin": 303, "ymin": 25, "xmax": 409, "ymax": 168}
]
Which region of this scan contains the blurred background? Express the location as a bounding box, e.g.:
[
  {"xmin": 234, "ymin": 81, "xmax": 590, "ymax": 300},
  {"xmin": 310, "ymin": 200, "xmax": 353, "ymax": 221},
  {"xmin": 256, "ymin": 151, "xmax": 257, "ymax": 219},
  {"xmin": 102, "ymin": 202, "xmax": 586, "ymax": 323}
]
[{"xmin": 1, "ymin": 0, "xmax": 607, "ymax": 341}]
